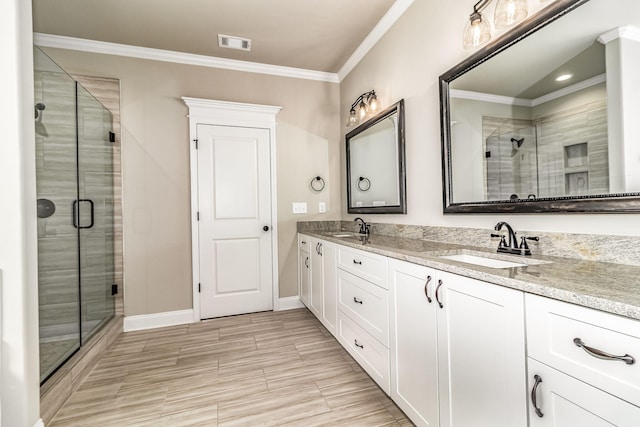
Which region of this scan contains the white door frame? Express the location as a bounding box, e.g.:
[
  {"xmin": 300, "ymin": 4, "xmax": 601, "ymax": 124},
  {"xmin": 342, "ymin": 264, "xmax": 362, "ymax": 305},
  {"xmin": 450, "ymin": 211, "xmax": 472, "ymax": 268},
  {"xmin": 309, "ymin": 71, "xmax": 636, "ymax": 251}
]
[{"xmin": 182, "ymin": 97, "xmax": 281, "ymax": 322}]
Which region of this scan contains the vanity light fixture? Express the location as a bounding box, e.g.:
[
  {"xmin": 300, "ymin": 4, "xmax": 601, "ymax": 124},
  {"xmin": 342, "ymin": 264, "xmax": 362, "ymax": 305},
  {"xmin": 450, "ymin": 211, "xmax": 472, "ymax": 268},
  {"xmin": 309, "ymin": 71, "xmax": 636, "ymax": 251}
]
[
  {"xmin": 463, "ymin": 0, "xmax": 528, "ymax": 49},
  {"xmin": 347, "ymin": 90, "xmax": 379, "ymax": 127}
]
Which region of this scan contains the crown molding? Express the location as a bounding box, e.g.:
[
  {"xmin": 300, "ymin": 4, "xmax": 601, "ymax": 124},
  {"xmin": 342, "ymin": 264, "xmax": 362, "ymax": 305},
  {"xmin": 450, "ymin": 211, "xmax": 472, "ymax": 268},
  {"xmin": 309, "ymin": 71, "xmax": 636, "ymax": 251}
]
[
  {"xmin": 450, "ymin": 89, "xmax": 532, "ymax": 107},
  {"xmin": 337, "ymin": 0, "xmax": 415, "ymax": 81},
  {"xmin": 33, "ymin": 32, "xmax": 340, "ymax": 83},
  {"xmin": 451, "ymin": 74, "xmax": 606, "ymax": 108},
  {"xmin": 531, "ymin": 73, "xmax": 606, "ymax": 106},
  {"xmin": 598, "ymin": 25, "xmax": 640, "ymax": 45}
]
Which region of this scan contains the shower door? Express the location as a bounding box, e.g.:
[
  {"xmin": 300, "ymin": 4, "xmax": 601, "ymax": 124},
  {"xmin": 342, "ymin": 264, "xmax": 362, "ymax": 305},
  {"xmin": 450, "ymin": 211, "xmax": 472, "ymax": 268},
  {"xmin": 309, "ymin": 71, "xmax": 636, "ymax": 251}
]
[
  {"xmin": 35, "ymin": 47, "xmax": 115, "ymax": 383},
  {"xmin": 76, "ymin": 83, "xmax": 115, "ymax": 343}
]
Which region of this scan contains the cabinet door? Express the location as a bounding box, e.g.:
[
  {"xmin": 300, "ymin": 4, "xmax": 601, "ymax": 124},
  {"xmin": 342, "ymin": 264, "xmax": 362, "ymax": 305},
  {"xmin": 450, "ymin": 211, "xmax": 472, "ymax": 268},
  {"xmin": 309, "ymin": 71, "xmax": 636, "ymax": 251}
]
[
  {"xmin": 298, "ymin": 250, "xmax": 310, "ymax": 307},
  {"xmin": 388, "ymin": 259, "xmax": 439, "ymax": 427},
  {"xmin": 309, "ymin": 239, "xmax": 324, "ymax": 319},
  {"xmin": 436, "ymin": 271, "xmax": 527, "ymax": 427},
  {"xmin": 321, "ymin": 242, "xmax": 337, "ymax": 334},
  {"xmin": 528, "ymin": 358, "xmax": 640, "ymax": 427}
]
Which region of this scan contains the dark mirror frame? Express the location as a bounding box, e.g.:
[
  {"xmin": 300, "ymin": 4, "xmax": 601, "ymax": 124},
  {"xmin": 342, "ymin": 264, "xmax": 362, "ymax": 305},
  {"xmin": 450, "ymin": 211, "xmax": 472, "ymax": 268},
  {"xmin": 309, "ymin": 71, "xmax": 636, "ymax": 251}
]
[
  {"xmin": 346, "ymin": 99, "xmax": 406, "ymax": 214},
  {"xmin": 440, "ymin": 0, "xmax": 640, "ymax": 213}
]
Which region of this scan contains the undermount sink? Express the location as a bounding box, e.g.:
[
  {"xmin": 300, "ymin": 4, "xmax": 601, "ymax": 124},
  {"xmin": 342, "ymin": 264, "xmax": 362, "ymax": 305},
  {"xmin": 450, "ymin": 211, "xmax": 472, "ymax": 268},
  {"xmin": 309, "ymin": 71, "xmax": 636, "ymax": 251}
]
[
  {"xmin": 438, "ymin": 254, "xmax": 527, "ymax": 269},
  {"xmin": 332, "ymin": 233, "xmax": 355, "ymax": 238}
]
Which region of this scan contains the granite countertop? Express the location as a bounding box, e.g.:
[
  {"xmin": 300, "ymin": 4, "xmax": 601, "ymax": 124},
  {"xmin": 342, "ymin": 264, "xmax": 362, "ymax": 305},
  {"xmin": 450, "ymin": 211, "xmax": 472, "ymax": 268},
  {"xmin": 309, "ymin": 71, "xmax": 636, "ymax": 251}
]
[{"xmin": 300, "ymin": 230, "xmax": 640, "ymax": 321}]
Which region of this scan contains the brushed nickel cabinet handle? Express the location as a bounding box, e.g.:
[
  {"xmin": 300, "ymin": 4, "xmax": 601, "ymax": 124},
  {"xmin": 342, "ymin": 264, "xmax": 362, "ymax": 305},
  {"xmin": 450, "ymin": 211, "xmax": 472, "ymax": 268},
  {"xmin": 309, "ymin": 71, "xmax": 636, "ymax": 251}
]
[
  {"xmin": 531, "ymin": 374, "xmax": 544, "ymax": 418},
  {"xmin": 573, "ymin": 338, "xmax": 635, "ymax": 365},
  {"xmin": 435, "ymin": 279, "xmax": 444, "ymax": 308},
  {"xmin": 424, "ymin": 275, "xmax": 432, "ymax": 303}
]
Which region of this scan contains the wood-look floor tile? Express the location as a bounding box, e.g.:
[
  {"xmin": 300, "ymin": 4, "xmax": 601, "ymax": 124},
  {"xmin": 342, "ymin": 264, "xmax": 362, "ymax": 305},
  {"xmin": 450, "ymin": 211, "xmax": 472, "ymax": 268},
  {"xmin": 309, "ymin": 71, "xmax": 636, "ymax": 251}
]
[
  {"xmin": 48, "ymin": 308, "xmax": 414, "ymax": 427},
  {"xmin": 217, "ymin": 383, "xmax": 330, "ymax": 427},
  {"xmin": 217, "ymin": 344, "xmax": 301, "ymax": 376}
]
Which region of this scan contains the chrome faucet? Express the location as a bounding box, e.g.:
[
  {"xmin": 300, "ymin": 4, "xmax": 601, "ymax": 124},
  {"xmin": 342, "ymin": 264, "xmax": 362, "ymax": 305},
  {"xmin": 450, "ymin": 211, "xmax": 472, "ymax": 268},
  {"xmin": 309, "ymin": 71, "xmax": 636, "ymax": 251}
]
[
  {"xmin": 493, "ymin": 221, "xmax": 539, "ymax": 256},
  {"xmin": 354, "ymin": 217, "xmax": 370, "ymax": 235}
]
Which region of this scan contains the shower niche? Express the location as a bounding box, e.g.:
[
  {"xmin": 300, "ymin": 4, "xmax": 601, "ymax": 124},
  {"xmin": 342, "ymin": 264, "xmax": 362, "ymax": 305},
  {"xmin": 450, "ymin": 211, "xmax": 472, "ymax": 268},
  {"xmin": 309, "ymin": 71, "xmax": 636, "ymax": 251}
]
[{"xmin": 34, "ymin": 47, "xmax": 116, "ymax": 383}]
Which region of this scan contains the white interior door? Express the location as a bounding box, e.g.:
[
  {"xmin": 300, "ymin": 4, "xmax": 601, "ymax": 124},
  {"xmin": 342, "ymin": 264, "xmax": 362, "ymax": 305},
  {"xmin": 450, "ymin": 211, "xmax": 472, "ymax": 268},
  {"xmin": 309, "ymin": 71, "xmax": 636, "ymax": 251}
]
[{"xmin": 197, "ymin": 124, "xmax": 273, "ymax": 318}]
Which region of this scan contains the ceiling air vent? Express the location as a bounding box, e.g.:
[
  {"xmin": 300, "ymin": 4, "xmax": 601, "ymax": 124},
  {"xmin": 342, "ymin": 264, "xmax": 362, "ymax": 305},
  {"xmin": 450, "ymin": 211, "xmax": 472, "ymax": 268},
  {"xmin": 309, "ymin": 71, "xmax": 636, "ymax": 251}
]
[{"xmin": 218, "ymin": 34, "xmax": 252, "ymax": 51}]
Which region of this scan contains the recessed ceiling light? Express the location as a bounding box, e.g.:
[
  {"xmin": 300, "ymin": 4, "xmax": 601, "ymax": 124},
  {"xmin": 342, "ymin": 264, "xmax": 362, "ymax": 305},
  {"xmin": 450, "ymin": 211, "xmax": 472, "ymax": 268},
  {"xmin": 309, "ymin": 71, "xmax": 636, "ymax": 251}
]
[
  {"xmin": 218, "ymin": 34, "xmax": 252, "ymax": 51},
  {"xmin": 555, "ymin": 73, "xmax": 573, "ymax": 82}
]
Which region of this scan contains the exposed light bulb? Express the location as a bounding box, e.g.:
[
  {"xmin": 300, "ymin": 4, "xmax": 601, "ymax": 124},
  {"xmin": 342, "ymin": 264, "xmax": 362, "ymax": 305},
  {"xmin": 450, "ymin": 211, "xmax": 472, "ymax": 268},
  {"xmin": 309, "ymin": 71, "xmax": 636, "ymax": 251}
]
[
  {"xmin": 463, "ymin": 11, "xmax": 491, "ymax": 49},
  {"xmin": 494, "ymin": 0, "xmax": 527, "ymax": 28},
  {"xmin": 368, "ymin": 93, "xmax": 379, "ymax": 113},
  {"xmin": 347, "ymin": 109, "xmax": 358, "ymax": 127},
  {"xmin": 358, "ymin": 100, "xmax": 368, "ymax": 120}
]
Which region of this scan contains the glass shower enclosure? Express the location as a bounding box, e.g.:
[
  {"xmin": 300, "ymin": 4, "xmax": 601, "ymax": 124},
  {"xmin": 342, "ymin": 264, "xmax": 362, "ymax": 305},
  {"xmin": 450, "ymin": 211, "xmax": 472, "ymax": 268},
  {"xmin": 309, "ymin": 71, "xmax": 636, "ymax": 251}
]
[{"xmin": 34, "ymin": 47, "xmax": 115, "ymax": 383}]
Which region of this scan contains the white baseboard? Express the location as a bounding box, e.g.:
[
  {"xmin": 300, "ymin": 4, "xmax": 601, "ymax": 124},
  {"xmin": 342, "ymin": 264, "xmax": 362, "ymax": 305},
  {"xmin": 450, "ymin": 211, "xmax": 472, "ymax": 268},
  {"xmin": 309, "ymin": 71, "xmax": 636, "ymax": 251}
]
[
  {"xmin": 34, "ymin": 419, "xmax": 45, "ymax": 427},
  {"xmin": 275, "ymin": 296, "xmax": 304, "ymax": 311},
  {"xmin": 123, "ymin": 309, "xmax": 194, "ymax": 332}
]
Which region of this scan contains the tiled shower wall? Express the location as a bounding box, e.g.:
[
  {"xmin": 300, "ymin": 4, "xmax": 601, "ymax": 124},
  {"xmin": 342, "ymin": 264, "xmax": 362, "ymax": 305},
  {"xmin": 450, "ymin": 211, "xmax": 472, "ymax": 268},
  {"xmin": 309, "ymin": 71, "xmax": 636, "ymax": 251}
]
[{"xmin": 483, "ymin": 99, "xmax": 608, "ymax": 200}]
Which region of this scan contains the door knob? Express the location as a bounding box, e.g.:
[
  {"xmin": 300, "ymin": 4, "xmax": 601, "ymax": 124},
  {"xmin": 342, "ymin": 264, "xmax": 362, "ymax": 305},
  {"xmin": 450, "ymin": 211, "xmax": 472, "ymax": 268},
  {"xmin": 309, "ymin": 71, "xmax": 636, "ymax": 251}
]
[{"xmin": 263, "ymin": 225, "xmax": 270, "ymax": 231}]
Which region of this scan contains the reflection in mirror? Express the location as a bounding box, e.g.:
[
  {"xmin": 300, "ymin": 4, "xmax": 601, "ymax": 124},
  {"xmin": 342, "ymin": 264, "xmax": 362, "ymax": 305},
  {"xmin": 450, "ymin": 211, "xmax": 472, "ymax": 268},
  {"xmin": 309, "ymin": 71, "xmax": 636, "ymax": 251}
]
[
  {"xmin": 346, "ymin": 100, "xmax": 406, "ymax": 214},
  {"xmin": 441, "ymin": 0, "xmax": 640, "ymax": 213}
]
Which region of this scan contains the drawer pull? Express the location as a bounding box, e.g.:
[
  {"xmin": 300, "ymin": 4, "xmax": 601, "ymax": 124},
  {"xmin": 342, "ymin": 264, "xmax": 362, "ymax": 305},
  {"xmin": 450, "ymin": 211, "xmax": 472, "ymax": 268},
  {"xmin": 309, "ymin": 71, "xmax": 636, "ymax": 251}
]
[
  {"xmin": 354, "ymin": 339, "xmax": 364, "ymax": 349},
  {"xmin": 353, "ymin": 297, "xmax": 363, "ymax": 304},
  {"xmin": 424, "ymin": 275, "xmax": 432, "ymax": 303},
  {"xmin": 573, "ymin": 338, "xmax": 635, "ymax": 365},
  {"xmin": 305, "ymin": 257, "xmax": 309, "ymax": 268},
  {"xmin": 353, "ymin": 259, "xmax": 362, "ymax": 265},
  {"xmin": 531, "ymin": 374, "xmax": 544, "ymax": 418},
  {"xmin": 435, "ymin": 279, "xmax": 444, "ymax": 308}
]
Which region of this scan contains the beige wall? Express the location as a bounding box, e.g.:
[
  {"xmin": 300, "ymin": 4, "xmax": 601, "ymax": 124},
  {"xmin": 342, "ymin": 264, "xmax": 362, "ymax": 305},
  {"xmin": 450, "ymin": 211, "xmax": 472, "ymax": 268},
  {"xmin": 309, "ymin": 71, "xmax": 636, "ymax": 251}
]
[
  {"xmin": 42, "ymin": 48, "xmax": 341, "ymax": 316},
  {"xmin": 340, "ymin": 0, "xmax": 640, "ymax": 236}
]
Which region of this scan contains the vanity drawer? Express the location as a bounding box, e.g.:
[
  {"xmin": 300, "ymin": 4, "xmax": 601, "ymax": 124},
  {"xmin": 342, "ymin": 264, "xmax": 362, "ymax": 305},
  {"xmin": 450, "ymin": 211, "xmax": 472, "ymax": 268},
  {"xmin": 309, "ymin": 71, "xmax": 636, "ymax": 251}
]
[
  {"xmin": 337, "ymin": 269, "xmax": 389, "ymax": 346},
  {"xmin": 526, "ymin": 294, "xmax": 640, "ymax": 407},
  {"xmin": 298, "ymin": 234, "xmax": 310, "ymax": 253},
  {"xmin": 337, "ymin": 246, "xmax": 388, "ymax": 288},
  {"xmin": 337, "ymin": 310, "xmax": 390, "ymax": 394}
]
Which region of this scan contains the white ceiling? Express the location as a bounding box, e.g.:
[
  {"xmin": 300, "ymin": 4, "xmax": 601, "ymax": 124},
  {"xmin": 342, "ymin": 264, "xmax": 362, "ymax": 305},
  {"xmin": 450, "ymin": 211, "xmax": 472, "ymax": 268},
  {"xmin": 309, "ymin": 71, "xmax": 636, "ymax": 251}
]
[{"xmin": 32, "ymin": 0, "xmax": 398, "ymax": 75}]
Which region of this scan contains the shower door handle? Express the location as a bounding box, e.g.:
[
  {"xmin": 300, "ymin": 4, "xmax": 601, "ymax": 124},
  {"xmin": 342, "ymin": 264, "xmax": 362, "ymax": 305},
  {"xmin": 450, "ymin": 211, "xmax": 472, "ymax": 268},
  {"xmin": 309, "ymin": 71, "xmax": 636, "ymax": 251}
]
[{"xmin": 73, "ymin": 199, "xmax": 95, "ymax": 229}]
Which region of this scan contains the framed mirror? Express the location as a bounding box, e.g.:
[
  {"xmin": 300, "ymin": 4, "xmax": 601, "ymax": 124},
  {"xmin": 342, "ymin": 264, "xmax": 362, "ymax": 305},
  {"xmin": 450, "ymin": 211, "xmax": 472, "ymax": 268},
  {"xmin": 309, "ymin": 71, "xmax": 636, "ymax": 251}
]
[
  {"xmin": 346, "ymin": 99, "xmax": 406, "ymax": 214},
  {"xmin": 440, "ymin": 0, "xmax": 640, "ymax": 213}
]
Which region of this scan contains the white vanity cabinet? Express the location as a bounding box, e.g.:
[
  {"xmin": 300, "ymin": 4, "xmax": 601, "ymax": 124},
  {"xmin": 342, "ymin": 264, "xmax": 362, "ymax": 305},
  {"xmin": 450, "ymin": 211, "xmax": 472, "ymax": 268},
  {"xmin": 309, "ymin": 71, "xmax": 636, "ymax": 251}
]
[
  {"xmin": 297, "ymin": 233, "xmax": 640, "ymax": 427},
  {"xmin": 388, "ymin": 260, "xmax": 528, "ymax": 427},
  {"xmin": 311, "ymin": 238, "xmax": 337, "ymax": 334},
  {"xmin": 526, "ymin": 294, "xmax": 640, "ymax": 426},
  {"xmin": 435, "ymin": 270, "xmax": 527, "ymax": 427},
  {"xmin": 299, "ymin": 235, "xmax": 338, "ymax": 334},
  {"xmin": 336, "ymin": 245, "xmax": 390, "ymax": 393},
  {"xmin": 388, "ymin": 258, "xmax": 439, "ymax": 427},
  {"xmin": 527, "ymin": 358, "xmax": 640, "ymax": 426},
  {"xmin": 309, "ymin": 238, "xmax": 324, "ymax": 319},
  {"xmin": 298, "ymin": 234, "xmax": 310, "ymax": 307}
]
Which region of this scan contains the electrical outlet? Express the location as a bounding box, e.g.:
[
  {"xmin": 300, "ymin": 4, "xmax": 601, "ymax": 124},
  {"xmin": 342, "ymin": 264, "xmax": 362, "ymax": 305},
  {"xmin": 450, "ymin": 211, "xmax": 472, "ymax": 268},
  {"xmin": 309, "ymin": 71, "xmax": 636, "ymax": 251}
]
[
  {"xmin": 292, "ymin": 202, "xmax": 307, "ymax": 214},
  {"xmin": 319, "ymin": 202, "xmax": 326, "ymax": 213}
]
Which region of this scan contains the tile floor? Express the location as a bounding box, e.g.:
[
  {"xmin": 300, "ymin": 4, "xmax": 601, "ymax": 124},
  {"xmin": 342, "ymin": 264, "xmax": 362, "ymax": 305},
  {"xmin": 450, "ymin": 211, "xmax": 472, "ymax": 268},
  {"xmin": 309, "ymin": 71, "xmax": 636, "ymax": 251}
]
[{"xmin": 49, "ymin": 308, "xmax": 414, "ymax": 426}]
